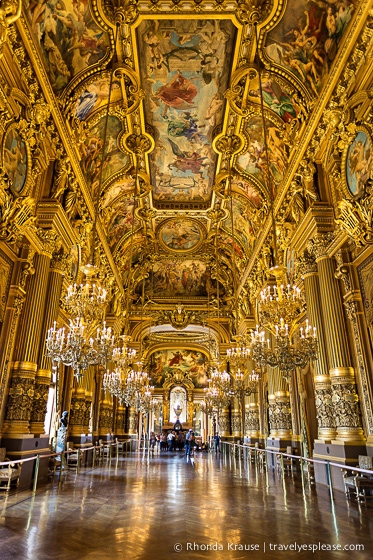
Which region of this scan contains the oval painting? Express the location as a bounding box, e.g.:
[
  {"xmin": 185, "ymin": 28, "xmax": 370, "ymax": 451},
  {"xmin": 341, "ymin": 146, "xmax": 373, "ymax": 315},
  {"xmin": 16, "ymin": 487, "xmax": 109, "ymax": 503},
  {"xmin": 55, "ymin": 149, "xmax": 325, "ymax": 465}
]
[
  {"xmin": 159, "ymin": 219, "xmax": 203, "ymax": 252},
  {"xmin": 3, "ymin": 127, "xmax": 28, "ymax": 195},
  {"xmin": 346, "ymin": 131, "xmax": 372, "ymax": 196}
]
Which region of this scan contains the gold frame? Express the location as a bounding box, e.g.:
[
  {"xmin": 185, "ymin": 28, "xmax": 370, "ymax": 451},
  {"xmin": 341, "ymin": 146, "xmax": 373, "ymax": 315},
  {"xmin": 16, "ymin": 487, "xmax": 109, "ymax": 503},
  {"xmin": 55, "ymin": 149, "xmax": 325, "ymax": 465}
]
[
  {"xmin": 2, "ymin": 123, "xmax": 31, "ymax": 197},
  {"xmin": 341, "ymin": 125, "xmax": 373, "ymax": 200},
  {"xmin": 157, "ymin": 217, "xmax": 206, "ymax": 254}
]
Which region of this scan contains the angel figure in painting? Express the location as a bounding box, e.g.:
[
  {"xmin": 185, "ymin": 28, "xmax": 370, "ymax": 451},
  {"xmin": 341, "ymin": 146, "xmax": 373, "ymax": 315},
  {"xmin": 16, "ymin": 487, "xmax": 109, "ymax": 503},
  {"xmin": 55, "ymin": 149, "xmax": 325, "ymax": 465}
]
[
  {"xmin": 154, "ymin": 71, "xmax": 198, "ymax": 117},
  {"xmin": 167, "ymin": 139, "xmax": 208, "ymax": 174},
  {"xmin": 348, "ymin": 139, "xmax": 372, "ymax": 196}
]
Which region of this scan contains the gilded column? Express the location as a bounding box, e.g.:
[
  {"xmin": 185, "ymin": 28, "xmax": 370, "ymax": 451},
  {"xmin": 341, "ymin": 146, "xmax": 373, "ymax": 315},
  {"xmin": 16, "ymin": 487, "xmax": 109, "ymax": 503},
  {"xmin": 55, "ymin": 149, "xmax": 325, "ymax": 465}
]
[
  {"xmin": 98, "ymin": 393, "xmax": 114, "ymax": 438},
  {"xmin": 231, "ymin": 397, "xmax": 241, "ymax": 438},
  {"xmin": 115, "ymin": 402, "xmax": 126, "ymax": 437},
  {"xmin": 69, "ymin": 386, "xmax": 87, "ymax": 437},
  {"xmin": 299, "ymin": 251, "xmax": 336, "ymax": 440},
  {"xmin": 30, "ymin": 249, "xmax": 66, "ymax": 435},
  {"xmin": 310, "ymin": 235, "xmax": 364, "ymax": 442},
  {"xmin": 0, "ymin": 287, "xmax": 25, "ymax": 433},
  {"xmin": 128, "ymin": 406, "xmax": 138, "ymax": 436},
  {"xmin": 268, "ymin": 366, "xmax": 292, "ymax": 438},
  {"xmin": 245, "ymin": 395, "xmax": 259, "ymax": 439},
  {"xmin": 4, "ymin": 245, "xmax": 54, "ymax": 434},
  {"xmin": 219, "ymin": 407, "xmax": 230, "ymax": 437}
]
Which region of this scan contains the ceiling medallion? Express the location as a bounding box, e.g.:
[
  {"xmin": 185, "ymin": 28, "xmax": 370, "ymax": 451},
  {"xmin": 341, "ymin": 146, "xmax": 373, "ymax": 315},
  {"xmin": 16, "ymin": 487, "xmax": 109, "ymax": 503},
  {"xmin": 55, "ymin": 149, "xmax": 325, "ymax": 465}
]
[{"xmin": 157, "ymin": 217, "xmax": 205, "ymax": 253}]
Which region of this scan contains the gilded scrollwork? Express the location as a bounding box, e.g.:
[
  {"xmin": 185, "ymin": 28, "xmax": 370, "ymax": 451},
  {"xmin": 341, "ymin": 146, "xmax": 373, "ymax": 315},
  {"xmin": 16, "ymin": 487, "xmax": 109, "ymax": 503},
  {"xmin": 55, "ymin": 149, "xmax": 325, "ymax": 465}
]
[
  {"xmin": 331, "ymin": 381, "xmax": 362, "ymax": 429},
  {"xmin": 315, "ymin": 388, "xmax": 336, "ymax": 430}
]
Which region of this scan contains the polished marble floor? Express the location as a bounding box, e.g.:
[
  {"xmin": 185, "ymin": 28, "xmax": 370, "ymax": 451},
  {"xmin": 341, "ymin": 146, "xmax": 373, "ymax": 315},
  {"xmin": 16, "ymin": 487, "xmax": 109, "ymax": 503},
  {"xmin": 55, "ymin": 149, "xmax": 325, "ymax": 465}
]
[{"xmin": 0, "ymin": 450, "xmax": 372, "ymax": 560}]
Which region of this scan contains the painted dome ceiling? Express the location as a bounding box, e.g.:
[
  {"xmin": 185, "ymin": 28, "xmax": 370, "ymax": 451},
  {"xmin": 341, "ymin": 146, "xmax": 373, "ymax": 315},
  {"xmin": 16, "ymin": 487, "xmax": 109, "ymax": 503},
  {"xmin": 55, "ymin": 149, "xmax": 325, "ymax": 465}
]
[{"xmin": 20, "ymin": 0, "xmax": 359, "ymax": 349}]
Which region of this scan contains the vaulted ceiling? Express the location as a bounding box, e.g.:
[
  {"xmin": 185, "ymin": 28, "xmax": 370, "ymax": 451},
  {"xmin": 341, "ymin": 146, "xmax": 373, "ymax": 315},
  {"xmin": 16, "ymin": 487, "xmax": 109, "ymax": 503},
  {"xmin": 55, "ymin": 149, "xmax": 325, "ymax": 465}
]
[{"xmin": 18, "ymin": 0, "xmax": 361, "ymax": 355}]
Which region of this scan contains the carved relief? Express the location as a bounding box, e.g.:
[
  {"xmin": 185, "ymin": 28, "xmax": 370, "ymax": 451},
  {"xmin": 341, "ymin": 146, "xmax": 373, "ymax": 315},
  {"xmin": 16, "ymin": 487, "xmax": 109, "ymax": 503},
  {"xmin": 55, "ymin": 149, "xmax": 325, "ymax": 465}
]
[
  {"xmin": 315, "ymin": 388, "xmax": 336, "ymax": 430},
  {"xmin": 5, "ymin": 376, "xmax": 34, "ymax": 422}
]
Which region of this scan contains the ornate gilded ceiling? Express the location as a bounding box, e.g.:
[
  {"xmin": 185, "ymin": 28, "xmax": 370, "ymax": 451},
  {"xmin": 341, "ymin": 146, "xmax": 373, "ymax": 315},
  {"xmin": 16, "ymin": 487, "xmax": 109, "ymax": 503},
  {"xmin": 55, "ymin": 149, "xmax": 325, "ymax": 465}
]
[{"xmin": 18, "ymin": 0, "xmax": 361, "ymax": 351}]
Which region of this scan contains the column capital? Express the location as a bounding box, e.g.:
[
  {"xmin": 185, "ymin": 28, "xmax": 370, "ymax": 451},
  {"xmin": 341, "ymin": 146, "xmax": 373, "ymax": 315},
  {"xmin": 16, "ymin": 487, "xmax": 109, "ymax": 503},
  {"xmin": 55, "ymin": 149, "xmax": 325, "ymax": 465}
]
[
  {"xmin": 298, "ymin": 250, "xmax": 318, "ymax": 278},
  {"xmin": 308, "ymin": 232, "xmax": 335, "ymax": 261}
]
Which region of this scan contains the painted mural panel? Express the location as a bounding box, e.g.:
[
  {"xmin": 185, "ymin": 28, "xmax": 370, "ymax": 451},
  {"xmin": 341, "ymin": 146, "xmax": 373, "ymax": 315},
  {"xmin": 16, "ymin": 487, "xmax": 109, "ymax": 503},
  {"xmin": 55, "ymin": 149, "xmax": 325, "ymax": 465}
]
[
  {"xmin": 158, "ymin": 219, "xmax": 203, "ymax": 253},
  {"xmin": 149, "ymin": 260, "xmax": 208, "ymax": 298},
  {"xmin": 74, "ymin": 76, "xmax": 122, "ymax": 121},
  {"xmin": 3, "ymin": 127, "xmax": 28, "ymax": 195},
  {"xmin": 237, "ymin": 116, "xmax": 288, "ymax": 194},
  {"xmin": 100, "ymin": 176, "xmax": 135, "ymax": 209},
  {"xmin": 104, "ymin": 197, "xmax": 137, "ymax": 249},
  {"xmin": 266, "ymin": 0, "xmax": 355, "ymax": 95},
  {"xmin": 223, "ymin": 197, "xmax": 257, "ymax": 254},
  {"xmin": 248, "ymin": 76, "xmax": 300, "ymax": 123},
  {"xmin": 79, "ymin": 115, "xmax": 127, "ymax": 197},
  {"xmin": 231, "ymin": 177, "xmax": 262, "ymax": 209},
  {"xmin": 25, "ymin": 0, "xmax": 109, "ymax": 94},
  {"xmin": 149, "ymin": 349, "xmax": 208, "ymax": 388},
  {"xmin": 137, "ymin": 19, "xmax": 236, "ymax": 203},
  {"xmin": 345, "ymin": 131, "xmax": 372, "ymax": 197}
]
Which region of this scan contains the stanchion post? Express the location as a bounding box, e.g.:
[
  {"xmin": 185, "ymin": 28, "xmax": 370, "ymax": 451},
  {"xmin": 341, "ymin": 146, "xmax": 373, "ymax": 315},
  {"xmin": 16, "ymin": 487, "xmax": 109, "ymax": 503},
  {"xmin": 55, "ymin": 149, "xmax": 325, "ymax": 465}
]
[
  {"xmin": 326, "ymin": 460, "xmax": 334, "ymax": 501},
  {"xmin": 33, "ymin": 454, "xmax": 40, "ymax": 494}
]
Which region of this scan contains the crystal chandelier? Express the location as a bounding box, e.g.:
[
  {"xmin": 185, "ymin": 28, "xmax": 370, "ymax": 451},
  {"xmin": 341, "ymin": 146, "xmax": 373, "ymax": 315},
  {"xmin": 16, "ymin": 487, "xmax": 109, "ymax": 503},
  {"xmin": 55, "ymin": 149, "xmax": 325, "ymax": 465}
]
[
  {"xmin": 200, "ymin": 363, "xmax": 232, "ymax": 417},
  {"xmin": 64, "ymin": 264, "xmax": 107, "ymax": 323},
  {"xmin": 227, "ymin": 336, "xmax": 251, "ymax": 371},
  {"xmin": 112, "ymin": 336, "xmax": 137, "ymax": 369},
  {"xmin": 104, "ymin": 361, "xmax": 155, "ymax": 414},
  {"xmin": 250, "ymin": 320, "xmax": 318, "ymax": 378},
  {"xmin": 46, "ymin": 318, "xmax": 116, "ymax": 381}
]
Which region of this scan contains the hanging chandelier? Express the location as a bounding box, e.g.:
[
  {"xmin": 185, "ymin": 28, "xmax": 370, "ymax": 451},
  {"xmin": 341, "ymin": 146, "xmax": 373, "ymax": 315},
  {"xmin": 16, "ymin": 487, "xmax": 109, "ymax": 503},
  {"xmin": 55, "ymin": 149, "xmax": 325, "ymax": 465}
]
[
  {"xmin": 103, "ymin": 361, "xmax": 155, "ymax": 415},
  {"xmin": 200, "ymin": 363, "xmax": 232, "ymax": 417},
  {"xmin": 46, "ymin": 318, "xmax": 116, "ymax": 381},
  {"xmin": 250, "ymin": 320, "xmax": 318, "ymax": 377},
  {"xmin": 64, "ymin": 264, "xmax": 108, "ymax": 323},
  {"xmin": 227, "ymin": 336, "xmax": 251, "ymax": 371}
]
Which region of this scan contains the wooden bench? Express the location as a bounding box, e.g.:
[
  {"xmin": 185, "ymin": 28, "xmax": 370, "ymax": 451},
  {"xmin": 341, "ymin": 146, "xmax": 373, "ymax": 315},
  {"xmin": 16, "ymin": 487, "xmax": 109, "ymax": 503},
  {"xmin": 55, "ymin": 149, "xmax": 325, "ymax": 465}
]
[
  {"xmin": 0, "ymin": 448, "xmax": 22, "ymax": 491},
  {"xmin": 342, "ymin": 455, "xmax": 373, "ymax": 503}
]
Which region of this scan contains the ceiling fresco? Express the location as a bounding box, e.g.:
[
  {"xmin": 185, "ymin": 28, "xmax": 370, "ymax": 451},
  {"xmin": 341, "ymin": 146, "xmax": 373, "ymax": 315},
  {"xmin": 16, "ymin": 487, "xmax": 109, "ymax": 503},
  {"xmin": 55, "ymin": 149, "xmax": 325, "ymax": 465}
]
[
  {"xmin": 80, "ymin": 114, "xmax": 128, "ymax": 197},
  {"xmin": 236, "ymin": 115, "xmax": 288, "ymax": 198},
  {"xmin": 74, "ymin": 74, "xmax": 123, "ymax": 121},
  {"xmin": 136, "ymin": 19, "xmax": 237, "ymax": 205},
  {"xmin": 18, "ymin": 0, "xmax": 362, "ymax": 358},
  {"xmin": 148, "ymin": 349, "xmax": 208, "ymax": 388},
  {"xmin": 222, "ymin": 196, "xmax": 260, "ymax": 256},
  {"xmin": 144, "ymin": 260, "xmax": 208, "ymax": 299},
  {"xmin": 25, "ymin": 0, "xmax": 110, "ymax": 94},
  {"xmin": 265, "ymin": 0, "xmax": 356, "ymax": 96},
  {"xmin": 158, "ymin": 218, "xmax": 205, "ymax": 253}
]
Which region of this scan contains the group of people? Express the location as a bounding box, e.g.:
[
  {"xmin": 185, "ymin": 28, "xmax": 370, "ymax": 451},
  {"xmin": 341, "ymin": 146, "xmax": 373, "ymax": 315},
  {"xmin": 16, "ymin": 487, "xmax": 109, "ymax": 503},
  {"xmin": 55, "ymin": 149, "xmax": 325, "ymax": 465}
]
[{"xmin": 148, "ymin": 430, "xmax": 221, "ymax": 454}]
